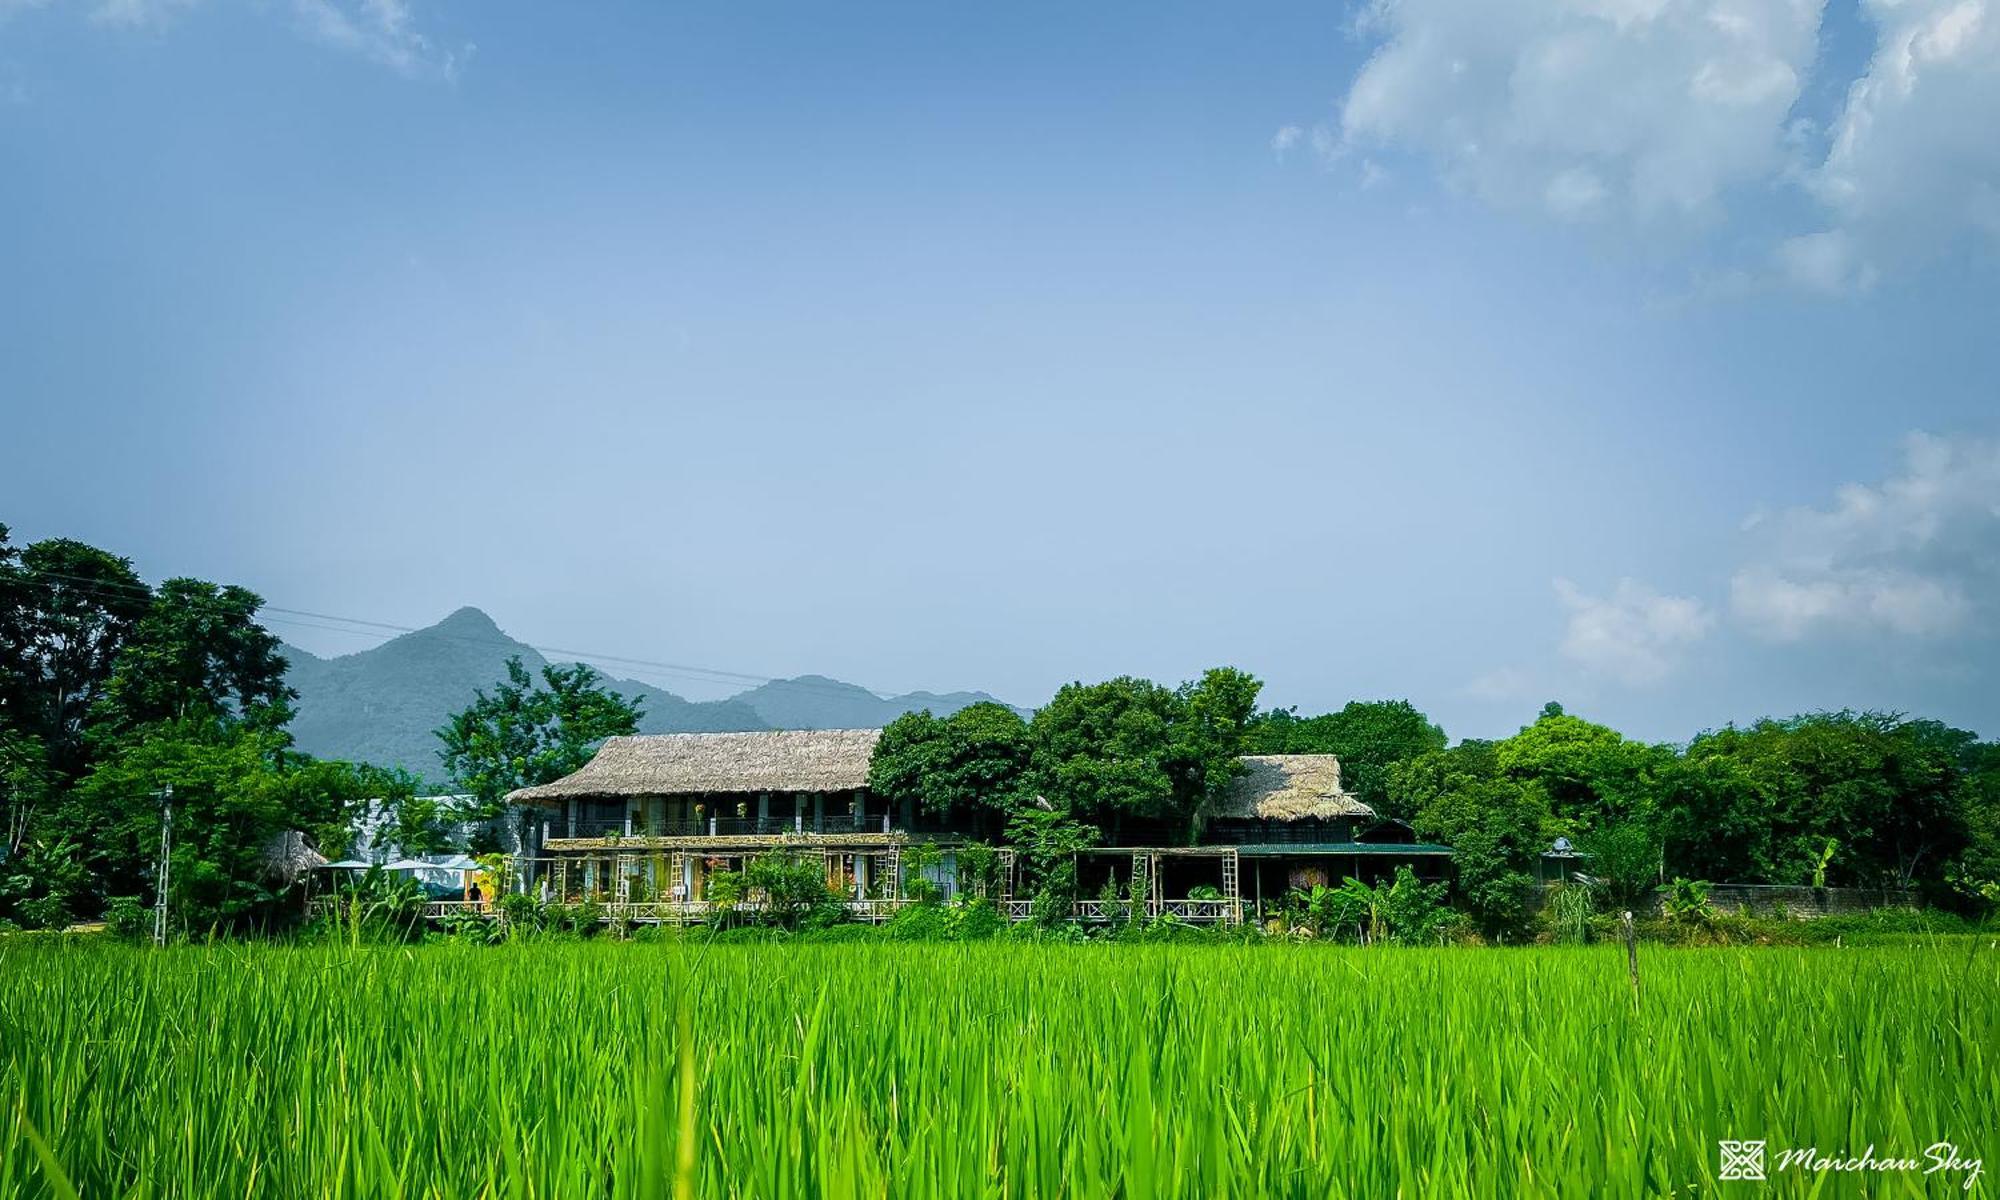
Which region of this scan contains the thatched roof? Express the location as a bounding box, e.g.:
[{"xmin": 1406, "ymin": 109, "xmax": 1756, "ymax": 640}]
[
  {"xmin": 507, "ymin": 730, "xmax": 882, "ymax": 804},
  {"xmin": 261, "ymin": 830, "xmax": 329, "ymax": 885},
  {"xmin": 1217, "ymin": 755, "xmax": 1374, "ymax": 822}
]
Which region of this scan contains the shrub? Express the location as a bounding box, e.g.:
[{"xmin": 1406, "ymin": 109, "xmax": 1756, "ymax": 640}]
[
  {"xmin": 104, "ymin": 896, "xmax": 150, "ymax": 940},
  {"xmin": 1663, "ymin": 878, "xmax": 1714, "ymax": 925}
]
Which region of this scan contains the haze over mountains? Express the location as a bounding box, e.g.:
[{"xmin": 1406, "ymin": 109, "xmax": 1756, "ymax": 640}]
[{"xmin": 282, "ymin": 607, "xmax": 1024, "ymax": 782}]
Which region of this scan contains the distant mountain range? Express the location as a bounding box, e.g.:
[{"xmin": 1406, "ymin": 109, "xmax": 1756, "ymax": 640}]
[{"xmin": 282, "ymin": 606, "xmax": 1024, "ymax": 782}]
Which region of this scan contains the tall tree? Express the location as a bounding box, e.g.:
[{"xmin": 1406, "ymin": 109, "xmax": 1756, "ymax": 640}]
[
  {"xmin": 1390, "ymin": 740, "xmax": 1554, "ymax": 936},
  {"xmin": 870, "ymin": 702, "xmax": 1030, "ymax": 823},
  {"xmin": 1028, "ymin": 676, "xmax": 1184, "ymax": 841},
  {"xmin": 1244, "ymin": 699, "xmax": 1447, "ymax": 814},
  {"xmin": 1172, "ymin": 666, "xmax": 1263, "ymax": 825},
  {"xmin": 61, "ymin": 717, "xmax": 381, "ymax": 932},
  {"xmin": 436, "ymin": 657, "xmax": 643, "ymax": 829},
  {"xmin": 1, "ymin": 538, "xmax": 152, "ymax": 776},
  {"xmin": 95, "ymin": 578, "xmax": 295, "ymax": 736},
  {"xmin": 1495, "ymin": 710, "xmax": 1666, "ymax": 828},
  {"xmin": 0, "ymin": 726, "xmax": 51, "ymax": 864},
  {"xmin": 1027, "ymin": 669, "xmax": 1261, "ymax": 843}
]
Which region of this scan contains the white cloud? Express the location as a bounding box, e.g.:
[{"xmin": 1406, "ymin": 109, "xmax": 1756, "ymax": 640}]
[
  {"xmin": 1336, "ymin": 0, "xmax": 1825, "ymax": 226},
  {"xmin": 88, "ymin": 0, "xmax": 196, "ymax": 28},
  {"xmin": 1270, "ymin": 125, "xmax": 1303, "ymax": 157},
  {"xmin": 1, "ymin": 0, "xmax": 463, "ymax": 78},
  {"xmin": 1775, "ymin": 229, "xmax": 1878, "ymax": 293},
  {"xmin": 1801, "ymin": 0, "xmax": 2000, "ymax": 277},
  {"xmin": 1731, "ymin": 431, "xmax": 2000, "ymax": 640},
  {"xmin": 290, "ymin": 0, "xmax": 465, "ymax": 79},
  {"xmin": 1554, "ymin": 577, "xmax": 1715, "ymax": 685},
  {"xmin": 1307, "ymin": 0, "xmax": 2000, "ymax": 287}
]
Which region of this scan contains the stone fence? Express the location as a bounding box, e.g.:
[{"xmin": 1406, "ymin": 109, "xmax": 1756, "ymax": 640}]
[{"xmin": 1678, "ymin": 884, "xmax": 1918, "ymax": 919}]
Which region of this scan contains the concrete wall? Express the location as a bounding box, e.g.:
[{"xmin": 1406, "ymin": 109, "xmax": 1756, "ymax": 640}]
[{"xmin": 1687, "ymin": 884, "xmax": 1919, "ymax": 919}]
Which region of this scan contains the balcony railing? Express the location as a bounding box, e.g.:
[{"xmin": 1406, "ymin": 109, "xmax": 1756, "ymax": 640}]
[
  {"xmin": 310, "ymin": 895, "xmax": 1244, "ymax": 926},
  {"xmin": 548, "ymin": 814, "xmax": 895, "ymax": 840}
]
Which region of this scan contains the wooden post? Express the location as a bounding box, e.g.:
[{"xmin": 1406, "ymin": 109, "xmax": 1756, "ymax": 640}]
[{"xmin": 1621, "ymin": 910, "xmax": 1641, "ymax": 1006}]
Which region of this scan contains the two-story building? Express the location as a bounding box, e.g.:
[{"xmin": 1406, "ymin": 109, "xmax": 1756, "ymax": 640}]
[{"xmin": 504, "ymin": 730, "xmax": 1449, "ymax": 924}]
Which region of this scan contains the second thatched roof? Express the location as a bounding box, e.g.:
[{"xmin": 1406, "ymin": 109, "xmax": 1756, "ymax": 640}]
[
  {"xmin": 1217, "ymin": 755, "xmax": 1374, "ymax": 822},
  {"xmin": 507, "ymin": 729, "xmax": 882, "ymax": 804}
]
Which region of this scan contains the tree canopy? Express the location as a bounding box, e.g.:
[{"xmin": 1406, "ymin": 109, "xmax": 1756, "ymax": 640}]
[
  {"xmin": 435, "ymin": 657, "xmax": 643, "ymax": 836},
  {"xmin": 869, "ymin": 701, "xmax": 1031, "ymax": 821},
  {"xmin": 1244, "ymin": 699, "xmax": 1446, "ymax": 815}
]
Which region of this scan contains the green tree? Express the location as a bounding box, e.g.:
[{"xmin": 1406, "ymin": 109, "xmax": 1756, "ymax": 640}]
[
  {"xmin": 1028, "ymin": 676, "xmax": 1183, "ymax": 840},
  {"xmin": 1004, "ymin": 805, "xmax": 1100, "ymax": 921},
  {"xmin": 375, "ymin": 774, "xmax": 461, "ymax": 857},
  {"xmin": 1, "ymin": 726, "xmax": 50, "ymax": 865},
  {"xmin": 65, "ymin": 718, "xmax": 376, "ymax": 932},
  {"xmin": 0, "ymin": 537, "xmax": 152, "ymax": 776},
  {"xmin": 1244, "ymin": 699, "xmax": 1447, "ymax": 814},
  {"xmin": 1390, "ymin": 741, "xmax": 1555, "ymax": 937},
  {"xmin": 1172, "ymin": 666, "xmax": 1263, "ymax": 826},
  {"xmin": 1657, "ymin": 712, "xmax": 1973, "ymax": 889},
  {"xmin": 1495, "ymin": 710, "xmax": 1665, "ymax": 828},
  {"xmin": 1946, "ymin": 741, "xmax": 2000, "ymax": 907},
  {"xmin": 1026, "ymin": 669, "xmax": 1260, "ymax": 843},
  {"xmin": 94, "ymin": 578, "xmax": 295, "ymax": 736},
  {"xmin": 1577, "ymin": 820, "xmax": 1662, "ymax": 908},
  {"xmin": 435, "ymin": 657, "xmax": 642, "ymax": 845},
  {"xmin": 869, "ymin": 702, "xmax": 1030, "ymax": 823}
]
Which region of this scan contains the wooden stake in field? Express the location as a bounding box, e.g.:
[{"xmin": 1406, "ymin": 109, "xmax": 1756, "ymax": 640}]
[{"xmin": 1621, "ymin": 910, "xmax": 1640, "ymax": 1007}]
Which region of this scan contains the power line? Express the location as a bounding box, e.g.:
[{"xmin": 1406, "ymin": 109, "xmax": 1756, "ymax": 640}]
[{"xmin": 2, "ymin": 565, "xmax": 914, "ymax": 705}]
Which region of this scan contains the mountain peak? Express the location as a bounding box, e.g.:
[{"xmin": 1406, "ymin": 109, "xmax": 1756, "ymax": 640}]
[{"xmin": 433, "ymin": 606, "xmax": 502, "ymax": 636}]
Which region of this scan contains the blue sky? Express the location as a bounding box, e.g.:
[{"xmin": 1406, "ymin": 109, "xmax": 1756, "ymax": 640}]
[{"xmin": 2, "ymin": 0, "xmax": 1997, "ymax": 742}]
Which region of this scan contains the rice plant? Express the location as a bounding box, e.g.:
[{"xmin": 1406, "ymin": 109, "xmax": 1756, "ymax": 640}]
[{"xmin": 1, "ymin": 940, "xmax": 1992, "ymax": 1197}]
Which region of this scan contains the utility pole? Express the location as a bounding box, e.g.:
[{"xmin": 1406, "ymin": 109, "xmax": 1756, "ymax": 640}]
[{"xmin": 153, "ymin": 785, "xmax": 173, "ymax": 947}]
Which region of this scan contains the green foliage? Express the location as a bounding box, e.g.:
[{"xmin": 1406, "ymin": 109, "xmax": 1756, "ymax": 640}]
[
  {"xmin": 1170, "ymin": 666, "xmax": 1263, "ymax": 825},
  {"xmin": 316, "ymin": 868, "xmax": 430, "ymax": 945},
  {"xmin": 435, "ymin": 656, "xmax": 642, "ymax": 826},
  {"xmin": 93, "ymin": 578, "xmax": 295, "ymax": 737},
  {"xmin": 1004, "ymin": 806, "xmax": 1099, "ymax": 895},
  {"xmin": 1495, "ymin": 711, "xmax": 1667, "ymax": 827},
  {"xmin": 1, "ymin": 726, "xmax": 52, "ymax": 866},
  {"xmin": 1392, "ymin": 743, "xmax": 1551, "ymax": 937},
  {"xmin": 1663, "ymin": 877, "xmax": 1714, "ymax": 924},
  {"xmin": 901, "ymin": 842, "xmax": 945, "ymax": 905},
  {"xmin": 0, "ymin": 534, "xmax": 152, "ymax": 776},
  {"xmin": 1244, "ymin": 699, "xmax": 1447, "ymax": 814},
  {"xmin": 1283, "ymin": 870, "xmax": 1459, "ymax": 945},
  {"xmin": 1373, "ymin": 866, "xmax": 1460, "ymax": 946},
  {"xmin": 1658, "ymin": 712, "xmax": 1977, "ymax": 890},
  {"xmin": 1025, "ymin": 668, "xmax": 1260, "ymax": 842},
  {"xmin": 1285, "ymin": 880, "xmax": 1372, "ymax": 941},
  {"xmin": 869, "ymin": 702, "xmax": 1030, "ymax": 820},
  {"xmin": 377, "ymin": 781, "xmax": 460, "ymax": 856},
  {"xmin": 1547, "ymin": 883, "xmax": 1594, "ymax": 944},
  {"xmin": 1028, "ymin": 676, "xmax": 1183, "ymax": 834},
  {"xmin": 0, "ymin": 529, "xmax": 377, "ymax": 931},
  {"xmin": 102, "ymin": 895, "xmax": 149, "ymax": 940},
  {"xmin": 953, "ymin": 841, "xmax": 1002, "ymax": 899},
  {"xmin": 1577, "ymin": 820, "xmax": 1661, "ymax": 909},
  {"xmin": 706, "ymin": 853, "xmax": 844, "ymax": 931}
]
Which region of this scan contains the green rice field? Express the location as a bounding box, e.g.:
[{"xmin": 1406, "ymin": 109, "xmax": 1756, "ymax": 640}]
[{"xmin": 2, "ymin": 940, "xmax": 1994, "ymax": 1198}]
